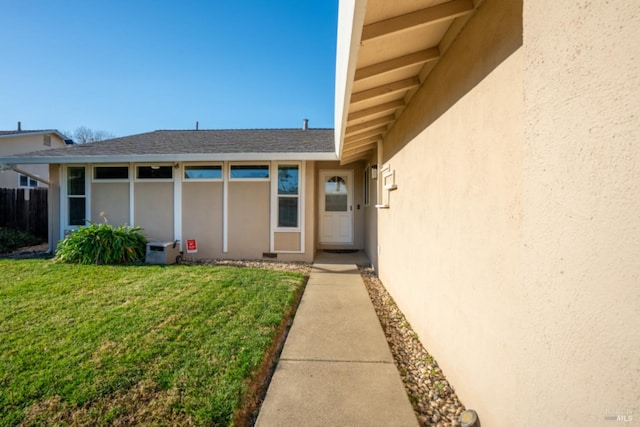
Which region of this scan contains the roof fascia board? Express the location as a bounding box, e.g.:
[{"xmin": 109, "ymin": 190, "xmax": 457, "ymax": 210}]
[
  {"xmin": 0, "ymin": 152, "xmax": 338, "ymax": 165},
  {"xmin": 334, "ymin": 0, "xmax": 368, "ymax": 160},
  {"xmin": 0, "ymin": 130, "xmax": 67, "ymax": 141}
]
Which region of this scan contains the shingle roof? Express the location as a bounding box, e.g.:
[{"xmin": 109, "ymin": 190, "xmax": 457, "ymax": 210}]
[{"xmin": 0, "ymin": 129, "xmax": 337, "ymax": 163}]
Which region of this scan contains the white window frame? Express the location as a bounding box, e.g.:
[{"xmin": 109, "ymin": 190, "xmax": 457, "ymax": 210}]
[
  {"xmin": 60, "ymin": 165, "xmax": 90, "ymax": 232},
  {"xmin": 182, "ymin": 162, "xmax": 224, "ymax": 182},
  {"xmin": 18, "ymin": 174, "xmax": 39, "ymax": 188},
  {"xmin": 92, "ymin": 164, "xmax": 130, "ymax": 183},
  {"xmin": 229, "ymin": 162, "xmax": 271, "ymax": 181},
  {"xmin": 135, "ymin": 164, "xmax": 174, "ymax": 182},
  {"xmin": 272, "ymin": 162, "xmax": 302, "ymax": 232},
  {"xmin": 270, "ymin": 161, "xmax": 305, "ymax": 253}
]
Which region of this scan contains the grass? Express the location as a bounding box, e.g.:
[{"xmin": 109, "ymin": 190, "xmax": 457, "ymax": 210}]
[{"xmin": 0, "ymin": 259, "xmax": 306, "ymax": 426}]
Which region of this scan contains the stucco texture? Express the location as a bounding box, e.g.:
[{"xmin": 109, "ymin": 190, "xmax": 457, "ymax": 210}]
[
  {"xmin": 370, "ymin": 0, "xmax": 639, "ymax": 425},
  {"xmin": 520, "ymin": 0, "xmax": 640, "ymax": 424},
  {"xmin": 377, "ymin": 0, "xmax": 523, "ymax": 422}
]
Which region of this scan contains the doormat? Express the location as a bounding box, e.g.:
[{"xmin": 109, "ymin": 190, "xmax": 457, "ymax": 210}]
[{"xmin": 323, "ymin": 249, "xmax": 359, "ymax": 254}]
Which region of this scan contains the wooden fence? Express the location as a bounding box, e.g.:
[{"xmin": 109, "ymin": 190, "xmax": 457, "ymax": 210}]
[{"xmin": 0, "ymin": 188, "xmax": 48, "ymax": 240}]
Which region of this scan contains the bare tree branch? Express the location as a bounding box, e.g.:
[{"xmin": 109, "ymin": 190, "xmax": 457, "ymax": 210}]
[{"xmin": 67, "ymin": 126, "xmax": 115, "ymax": 144}]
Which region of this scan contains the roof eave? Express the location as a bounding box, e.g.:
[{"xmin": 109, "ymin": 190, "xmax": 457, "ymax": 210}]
[
  {"xmin": 0, "ymin": 130, "xmax": 68, "ymax": 141},
  {"xmin": 0, "ymin": 152, "xmax": 338, "ymax": 165},
  {"xmin": 334, "ymin": 0, "xmax": 368, "ymax": 160}
]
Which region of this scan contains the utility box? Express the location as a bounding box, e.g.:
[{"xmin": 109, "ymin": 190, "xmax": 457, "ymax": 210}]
[{"xmin": 145, "ymin": 241, "xmax": 181, "ymax": 265}]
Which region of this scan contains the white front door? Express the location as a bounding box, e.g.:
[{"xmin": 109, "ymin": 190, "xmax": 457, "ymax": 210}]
[{"xmin": 319, "ymin": 170, "xmax": 353, "ymax": 244}]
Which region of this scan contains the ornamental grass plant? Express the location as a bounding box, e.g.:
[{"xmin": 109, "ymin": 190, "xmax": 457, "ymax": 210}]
[{"xmin": 55, "ymin": 220, "xmax": 147, "ymax": 265}]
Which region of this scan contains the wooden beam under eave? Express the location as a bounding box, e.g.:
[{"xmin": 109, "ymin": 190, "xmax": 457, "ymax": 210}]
[
  {"xmin": 344, "ymin": 142, "xmax": 377, "ymax": 157},
  {"xmin": 348, "ymin": 99, "xmax": 405, "ymax": 123},
  {"xmin": 350, "ymin": 77, "xmax": 419, "ymax": 104},
  {"xmin": 354, "ymin": 48, "xmax": 440, "ymax": 82},
  {"xmin": 345, "ymin": 126, "xmax": 388, "ymax": 143},
  {"xmin": 344, "ymin": 135, "xmax": 380, "ymax": 149},
  {"xmin": 361, "ymin": 0, "xmax": 474, "ymax": 42},
  {"xmin": 341, "ymin": 150, "xmax": 372, "ymax": 164},
  {"xmin": 346, "ymin": 114, "xmax": 395, "ymax": 135}
]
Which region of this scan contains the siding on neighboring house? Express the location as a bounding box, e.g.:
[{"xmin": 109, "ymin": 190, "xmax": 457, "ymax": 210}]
[{"xmin": 0, "ymin": 131, "xmax": 67, "ymax": 189}]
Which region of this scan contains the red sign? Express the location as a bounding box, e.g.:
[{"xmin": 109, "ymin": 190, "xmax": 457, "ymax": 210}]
[{"xmin": 186, "ymin": 239, "xmax": 197, "ymax": 253}]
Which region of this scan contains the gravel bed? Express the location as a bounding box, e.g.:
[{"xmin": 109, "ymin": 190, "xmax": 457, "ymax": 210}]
[
  {"xmin": 183, "ymin": 258, "xmax": 312, "ymax": 275},
  {"xmin": 359, "ymin": 265, "xmax": 466, "ymax": 427}
]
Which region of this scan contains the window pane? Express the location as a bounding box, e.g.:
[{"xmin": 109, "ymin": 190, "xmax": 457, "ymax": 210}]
[
  {"xmin": 325, "ymin": 176, "xmax": 347, "ymax": 195},
  {"xmin": 278, "ymin": 165, "xmax": 299, "ymax": 195},
  {"xmin": 230, "ymin": 165, "xmax": 269, "ymax": 179},
  {"xmin": 278, "ymin": 197, "xmax": 298, "ymax": 227},
  {"xmin": 137, "ymin": 166, "xmax": 173, "ymax": 179},
  {"xmin": 69, "ymin": 198, "xmax": 86, "ymax": 226},
  {"xmin": 19, "ymin": 175, "xmax": 28, "ymax": 187},
  {"xmin": 29, "ymin": 178, "xmax": 38, "ymax": 187},
  {"xmin": 325, "ymin": 195, "xmax": 348, "ymax": 212},
  {"xmin": 68, "ymin": 167, "xmax": 85, "ymax": 195},
  {"xmin": 184, "ymin": 165, "xmax": 222, "ymax": 179},
  {"xmin": 95, "ymin": 166, "xmax": 129, "ymax": 180}
]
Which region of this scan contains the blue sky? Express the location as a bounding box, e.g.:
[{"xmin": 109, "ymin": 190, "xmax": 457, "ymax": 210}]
[{"xmin": 0, "ymin": 1, "xmax": 338, "ymax": 137}]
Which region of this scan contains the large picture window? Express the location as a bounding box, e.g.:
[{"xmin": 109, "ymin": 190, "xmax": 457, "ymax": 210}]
[
  {"xmin": 67, "ymin": 166, "xmax": 86, "ymax": 226},
  {"xmin": 277, "ymin": 164, "xmax": 299, "ymax": 228}
]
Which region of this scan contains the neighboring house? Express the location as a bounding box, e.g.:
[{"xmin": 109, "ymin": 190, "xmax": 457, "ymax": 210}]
[
  {"xmin": 0, "ymin": 126, "xmax": 70, "ymax": 189},
  {"xmin": 0, "ymin": 0, "xmax": 638, "ymax": 425}
]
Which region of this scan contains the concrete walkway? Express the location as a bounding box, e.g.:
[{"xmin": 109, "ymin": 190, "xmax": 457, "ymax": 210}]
[{"xmin": 256, "ymin": 251, "xmax": 418, "ymax": 426}]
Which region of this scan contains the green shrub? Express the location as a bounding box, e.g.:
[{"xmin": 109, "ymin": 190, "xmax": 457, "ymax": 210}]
[
  {"xmin": 55, "ymin": 222, "xmax": 147, "ymax": 265},
  {"xmin": 0, "ymin": 228, "xmax": 43, "ymax": 254}
]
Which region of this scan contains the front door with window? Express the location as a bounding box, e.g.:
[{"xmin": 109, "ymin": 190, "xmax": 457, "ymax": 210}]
[{"xmin": 319, "ymin": 170, "xmax": 353, "ymax": 244}]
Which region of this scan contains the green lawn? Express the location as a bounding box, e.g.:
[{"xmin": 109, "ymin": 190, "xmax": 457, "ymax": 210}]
[{"xmin": 0, "ymin": 259, "xmax": 305, "ymax": 426}]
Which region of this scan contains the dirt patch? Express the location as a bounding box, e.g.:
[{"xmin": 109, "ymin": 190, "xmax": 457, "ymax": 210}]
[{"xmin": 0, "ymin": 243, "xmax": 50, "ymax": 259}]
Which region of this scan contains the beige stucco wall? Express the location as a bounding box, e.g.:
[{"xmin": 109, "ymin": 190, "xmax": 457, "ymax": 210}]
[
  {"xmin": 91, "ymin": 183, "xmax": 130, "ymax": 226},
  {"xmin": 274, "ymin": 232, "xmax": 301, "ymax": 252},
  {"xmin": 227, "ymin": 181, "xmax": 270, "ymax": 259},
  {"xmin": 182, "ymin": 181, "xmax": 223, "ymax": 259},
  {"xmin": 134, "ymin": 182, "xmax": 174, "ymax": 242},
  {"xmin": 48, "ymin": 164, "xmax": 61, "ymax": 249},
  {"xmin": 369, "ymin": 0, "xmax": 640, "ymax": 425},
  {"xmin": 374, "ymin": 0, "xmax": 523, "ymax": 425},
  {"xmin": 519, "ymin": 0, "xmax": 640, "ymax": 424}
]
